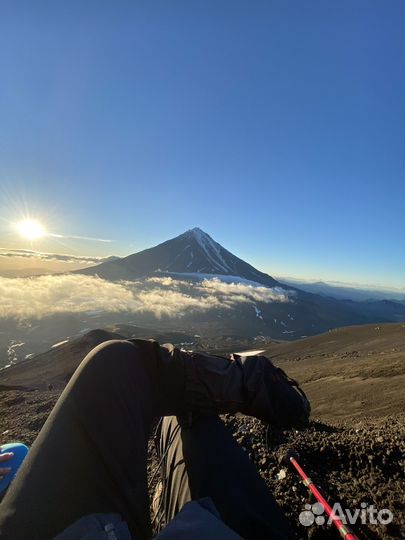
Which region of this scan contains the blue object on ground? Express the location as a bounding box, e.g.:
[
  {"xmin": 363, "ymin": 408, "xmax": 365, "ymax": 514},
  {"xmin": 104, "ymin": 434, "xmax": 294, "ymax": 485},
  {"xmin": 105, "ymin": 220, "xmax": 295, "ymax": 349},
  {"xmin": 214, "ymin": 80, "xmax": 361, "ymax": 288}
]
[{"xmin": 0, "ymin": 443, "xmax": 29, "ymax": 495}]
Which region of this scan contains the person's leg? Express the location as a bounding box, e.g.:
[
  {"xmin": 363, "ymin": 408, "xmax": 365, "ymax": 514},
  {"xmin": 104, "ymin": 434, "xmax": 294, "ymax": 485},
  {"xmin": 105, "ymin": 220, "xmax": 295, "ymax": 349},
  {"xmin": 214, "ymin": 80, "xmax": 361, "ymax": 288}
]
[
  {"xmin": 0, "ymin": 340, "xmax": 162, "ymax": 540},
  {"xmin": 0, "ymin": 339, "xmax": 307, "ymax": 540},
  {"xmin": 151, "ymin": 416, "xmax": 189, "ymax": 532},
  {"xmin": 154, "ymin": 415, "xmax": 294, "ymax": 540}
]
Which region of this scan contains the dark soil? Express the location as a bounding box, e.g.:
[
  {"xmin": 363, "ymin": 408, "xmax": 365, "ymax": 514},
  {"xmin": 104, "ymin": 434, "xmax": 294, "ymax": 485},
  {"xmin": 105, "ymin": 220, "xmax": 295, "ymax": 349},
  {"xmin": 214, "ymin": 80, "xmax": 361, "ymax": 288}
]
[{"xmin": 221, "ymin": 413, "xmax": 405, "ymax": 540}]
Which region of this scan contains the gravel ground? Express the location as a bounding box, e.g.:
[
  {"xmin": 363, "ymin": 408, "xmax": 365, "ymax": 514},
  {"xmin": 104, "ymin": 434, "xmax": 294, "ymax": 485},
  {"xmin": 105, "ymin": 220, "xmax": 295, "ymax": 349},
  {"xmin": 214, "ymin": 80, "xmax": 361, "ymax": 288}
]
[
  {"xmin": 219, "ymin": 413, "xmax": 405, "ymax": 540},
  {"xmin": 146, "ymin": 412, "xmax": 405, "ymax": 539}
]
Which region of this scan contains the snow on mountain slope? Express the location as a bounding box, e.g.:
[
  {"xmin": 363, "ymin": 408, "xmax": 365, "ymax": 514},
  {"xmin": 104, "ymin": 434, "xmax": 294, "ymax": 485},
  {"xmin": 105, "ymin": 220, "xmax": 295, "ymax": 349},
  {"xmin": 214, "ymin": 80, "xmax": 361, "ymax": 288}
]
[{"xmin": 191, "ymin": 227, "xmax": 232, "ymax": 273}]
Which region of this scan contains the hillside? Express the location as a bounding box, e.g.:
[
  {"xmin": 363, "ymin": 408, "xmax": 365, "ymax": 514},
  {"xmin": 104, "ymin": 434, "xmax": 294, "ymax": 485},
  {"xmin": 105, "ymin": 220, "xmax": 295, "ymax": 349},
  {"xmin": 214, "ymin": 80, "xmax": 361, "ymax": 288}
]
[
  {"xmin": 265, "ymin": 323, "xmax": 404, "ymax": 422},
  {"xmin": 0, "ymin": 326, "xmax": 197, "ymax": 389},
  {"xmin": 1, "ymin": 323, "xmax": 402, "ymax": 418}
]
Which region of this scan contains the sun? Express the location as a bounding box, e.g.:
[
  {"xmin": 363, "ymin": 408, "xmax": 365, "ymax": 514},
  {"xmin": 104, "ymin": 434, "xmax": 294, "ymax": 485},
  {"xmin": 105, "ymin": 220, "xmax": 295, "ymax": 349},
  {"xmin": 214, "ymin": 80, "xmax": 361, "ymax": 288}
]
[{"xmin": 16, "ymin": 219, "xmax": 46, "ymax": 241}]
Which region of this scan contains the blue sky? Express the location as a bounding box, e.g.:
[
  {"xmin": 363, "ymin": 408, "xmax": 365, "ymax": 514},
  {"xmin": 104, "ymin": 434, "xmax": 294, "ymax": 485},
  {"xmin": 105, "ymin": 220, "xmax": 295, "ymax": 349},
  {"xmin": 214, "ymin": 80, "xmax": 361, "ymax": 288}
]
[{"xmin": 0, "ymin": 1, "xmax": 403, "ymax": 288}]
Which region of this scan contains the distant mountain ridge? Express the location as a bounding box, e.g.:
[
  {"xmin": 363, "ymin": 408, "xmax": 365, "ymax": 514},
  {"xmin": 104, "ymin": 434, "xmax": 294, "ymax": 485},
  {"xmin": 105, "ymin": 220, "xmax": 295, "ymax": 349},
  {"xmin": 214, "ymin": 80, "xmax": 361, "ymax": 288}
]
[
  {"xmin": 74, "ymin": 227, "xmax": 280, "ymax": 286},
  {"xmin": 276, "ymin": 277, "xmax": 405, "ymax": 303}
]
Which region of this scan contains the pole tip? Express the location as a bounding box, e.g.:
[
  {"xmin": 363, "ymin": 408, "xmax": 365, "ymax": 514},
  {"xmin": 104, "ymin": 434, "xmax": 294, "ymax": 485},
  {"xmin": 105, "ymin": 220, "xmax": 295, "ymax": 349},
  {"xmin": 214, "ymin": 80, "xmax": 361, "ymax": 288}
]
[{"xmin": 283, "ymin": 448, "xmax": 300, "ymax": 465}]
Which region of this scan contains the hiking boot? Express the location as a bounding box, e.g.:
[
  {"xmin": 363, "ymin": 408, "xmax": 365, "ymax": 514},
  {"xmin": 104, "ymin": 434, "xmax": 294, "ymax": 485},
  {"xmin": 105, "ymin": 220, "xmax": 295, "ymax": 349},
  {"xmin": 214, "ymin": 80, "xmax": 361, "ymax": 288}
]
[
  {"xmin": 184, "ymin": 349, "xmax": 310, "ymax": 427},
  {"xmin": 130, "ymin": 339, "xmax": 310, "ymax": 426},
  {"xmin": 232, "ymin": 353, "xmax": 310, "ymax": 427}
]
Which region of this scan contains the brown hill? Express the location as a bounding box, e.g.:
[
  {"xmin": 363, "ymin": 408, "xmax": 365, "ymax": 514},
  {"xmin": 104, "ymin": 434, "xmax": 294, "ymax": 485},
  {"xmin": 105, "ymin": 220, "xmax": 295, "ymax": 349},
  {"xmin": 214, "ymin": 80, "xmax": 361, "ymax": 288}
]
[
  {"xmin": 1, "ymin": 322, "xmax": 403, "ymax": 422},
  {"xmin": 265, "ymin": 323, "xmax": 404, "ymax": 422},
  {"xmin": 0, "ymin": 329, "xmax": 124, "ymax": 390}
]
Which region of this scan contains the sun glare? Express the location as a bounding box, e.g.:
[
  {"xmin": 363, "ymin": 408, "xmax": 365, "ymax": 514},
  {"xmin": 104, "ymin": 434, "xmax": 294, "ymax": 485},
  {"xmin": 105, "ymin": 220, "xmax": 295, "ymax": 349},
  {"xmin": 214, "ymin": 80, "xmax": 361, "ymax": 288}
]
[{"xmin": 16, "ymin": 219, "xmax": 46, "ymax": 240}]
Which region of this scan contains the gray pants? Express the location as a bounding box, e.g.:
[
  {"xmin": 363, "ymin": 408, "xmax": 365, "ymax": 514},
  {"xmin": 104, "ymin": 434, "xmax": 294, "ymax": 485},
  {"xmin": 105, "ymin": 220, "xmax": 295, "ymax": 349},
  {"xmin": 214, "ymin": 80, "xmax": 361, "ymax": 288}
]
[
  {"xmin": 154, "ymin": 415, "xmax": 293, "ymax": 539},
  {"xmin": 0, "ymin": 340, "xmax": 298, "ymax": 540}
]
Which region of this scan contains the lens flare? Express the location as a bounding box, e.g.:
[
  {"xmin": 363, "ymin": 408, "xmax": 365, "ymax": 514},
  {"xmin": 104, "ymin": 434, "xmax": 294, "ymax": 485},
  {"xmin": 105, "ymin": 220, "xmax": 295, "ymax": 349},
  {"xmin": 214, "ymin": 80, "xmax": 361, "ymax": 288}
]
[{"xmin": 16, "ymin": 219, "xmax": 46, "ymax": 240}]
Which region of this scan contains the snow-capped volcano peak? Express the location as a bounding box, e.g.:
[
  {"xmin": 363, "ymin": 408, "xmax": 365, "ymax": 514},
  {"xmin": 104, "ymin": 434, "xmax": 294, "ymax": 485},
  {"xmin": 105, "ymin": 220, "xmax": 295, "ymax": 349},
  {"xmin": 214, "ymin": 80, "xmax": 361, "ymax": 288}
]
[
  {"xmin": 74, "ymin": 227, "xmax": 280, "ymax": 287},
  {"xmin": 182, "ymin": 227, "xmax": 232, "ymax": 274},
  {"xmin": 185, "ymin": 227, "xmax": 214, "ymax": 243}
]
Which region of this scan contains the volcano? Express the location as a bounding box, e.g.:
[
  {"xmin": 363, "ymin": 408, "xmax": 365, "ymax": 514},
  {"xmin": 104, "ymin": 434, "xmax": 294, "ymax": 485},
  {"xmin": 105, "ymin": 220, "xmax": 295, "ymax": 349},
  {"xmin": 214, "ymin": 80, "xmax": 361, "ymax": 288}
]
[
  {"xmin": 70, "ymin": 227, "xmax": 403, "ymax": 339},
  {"xmin": 75, "ymin": 227, "xmax": 280, "ymax": 286}
]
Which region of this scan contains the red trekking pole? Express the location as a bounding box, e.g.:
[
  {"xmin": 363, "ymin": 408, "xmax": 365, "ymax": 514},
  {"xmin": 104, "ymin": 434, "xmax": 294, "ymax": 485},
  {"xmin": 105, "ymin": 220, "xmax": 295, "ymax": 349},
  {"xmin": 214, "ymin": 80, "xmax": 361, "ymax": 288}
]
[{"xmin": 284, "ymin": 449, "xmax": 360, "ymax": 540}]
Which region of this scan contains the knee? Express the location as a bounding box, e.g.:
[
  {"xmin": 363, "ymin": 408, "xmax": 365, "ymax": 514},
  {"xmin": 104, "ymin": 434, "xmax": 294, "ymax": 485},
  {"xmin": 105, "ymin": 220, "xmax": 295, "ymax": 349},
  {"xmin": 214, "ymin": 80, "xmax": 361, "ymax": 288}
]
[
  {"xmin": 77, "ymin": 339, "xmax": 143, "ymax": 380},
  {"xmin": 89, "ymin": 339, "xmax": 136, "ymax": 359}
]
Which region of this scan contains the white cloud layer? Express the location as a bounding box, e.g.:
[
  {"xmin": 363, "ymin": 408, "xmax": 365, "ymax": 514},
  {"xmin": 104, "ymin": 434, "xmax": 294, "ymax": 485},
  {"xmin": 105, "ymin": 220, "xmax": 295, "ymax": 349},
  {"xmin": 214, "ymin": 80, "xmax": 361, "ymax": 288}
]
[
  {"xmin": 0, "ymin": 274, "xmax": 293, "ymax": 319},
  {"xmin": 198, "ymin": 278, "xmax": 291, "ymax": 303},
  {"xmin": 0, "ymin": 248, "xmax": 115, "ymax": 265}
]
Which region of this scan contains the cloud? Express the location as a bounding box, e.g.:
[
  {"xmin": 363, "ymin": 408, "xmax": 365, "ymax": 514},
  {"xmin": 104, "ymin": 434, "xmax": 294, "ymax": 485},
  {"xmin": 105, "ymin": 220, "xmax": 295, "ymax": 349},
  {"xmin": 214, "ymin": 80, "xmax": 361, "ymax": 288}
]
[
  {"xmin": 0, "ymin": 275, "xmax": 141, "ymax": 318},
  {"xmin": 0, "ymin": 248, "xmax": 116, "ymax": 265},
  {"xmin": 47, "ymin": 233, "xmax": 112, "ymax": 243},
  {"xmin": 0, "ymin": 274, "xmax": 293, "ymax": 320},
  {"xmin": 136, "ymin": 289, "xmax": 222, "ymax": 317},
  {"xmin": 146, "ymin": 276, "xmax": 190, "ymax": 287},
  {"xmin": 198, "ymin": 278, "xmax": 292, "ymax": 303}
]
